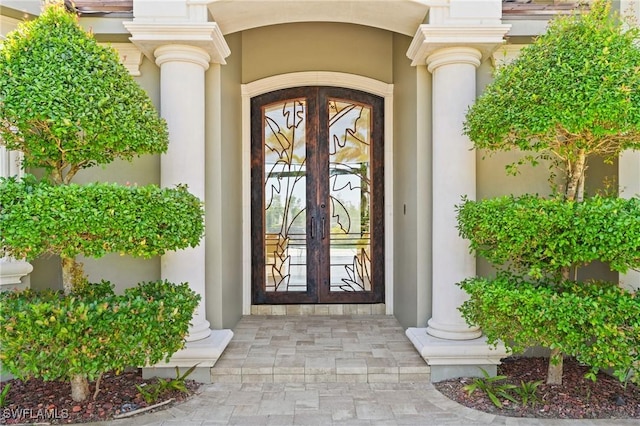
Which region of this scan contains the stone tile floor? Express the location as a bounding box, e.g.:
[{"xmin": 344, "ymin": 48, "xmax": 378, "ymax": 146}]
[
  {"xmin": 93, "ymin": 315, "xmax": 637, "ymax": 425},
  {"xmin": 211, "ymin": 316, "xmax": 430, "ymax": 384}
]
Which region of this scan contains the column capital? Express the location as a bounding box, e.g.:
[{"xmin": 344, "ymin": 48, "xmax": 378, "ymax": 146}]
[
  {"xmin": 426, "ymin": 46, "xmax": 482, "ymax": 73},
  {"xmin": 154, "ymin": 44, "xmax": 211, "ymax": 69},
  {"xmin": 123, "ymin": 21, "xmax": 230, "ymax": 65},
  {"xmin": 406, "ymin": 23, "xmax": 511, "ymax": 66}
]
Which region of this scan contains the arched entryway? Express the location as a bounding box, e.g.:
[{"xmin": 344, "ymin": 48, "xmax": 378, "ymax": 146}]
[
  {"xmin": 241, "ymin": 72, "xmax": 394, "ymax": 314},
  {"xmin": 250, "ymin": 86, "xmax": 384, "ymax": 304}
]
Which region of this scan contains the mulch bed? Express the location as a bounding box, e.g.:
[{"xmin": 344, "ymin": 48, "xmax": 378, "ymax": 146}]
[
  {"xmin": 0, "ymin": 369, "xmax": 199, "ymax": 424},
  {"xmin": 435, "ymin": 357, "xmax": 640, "ymax": 419}
]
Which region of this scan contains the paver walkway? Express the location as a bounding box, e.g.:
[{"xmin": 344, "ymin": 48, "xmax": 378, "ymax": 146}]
[
  {"xmin": 212, "ymin": 315, "xmax": 430, "ymax": 384},
  {"xmin": 93, "ymin": 315, "xmax": 637, "ymax": 425}
]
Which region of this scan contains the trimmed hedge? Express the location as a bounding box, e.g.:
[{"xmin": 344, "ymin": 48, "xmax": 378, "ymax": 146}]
[
  {"xmin": 459, "ymin": 273, "xmax": 640, "ymax": 382},
  {"xmin": 0, "ymin": 175, "xmax": 205, "ymax": 260},
  {"xmin": 0, "ymin": 280, "xmax": 200, "ymax": 382},
  {"xmin": 0, "ymin": 4, "xmax": 168, "ymax": 180},
  {"xmin": 456, "ymin": 195, "xmax": 640, "ymax": 278}
]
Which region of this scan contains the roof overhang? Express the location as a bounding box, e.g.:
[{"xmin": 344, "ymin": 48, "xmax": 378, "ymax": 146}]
[{"xmin": 205, "ymin": 0, "xmax": 430, "ymax": 36}]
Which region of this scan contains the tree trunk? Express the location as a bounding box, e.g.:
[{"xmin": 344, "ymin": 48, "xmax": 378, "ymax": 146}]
[
  {"xmin": 548, "ymin": 149, "xmax": 588, "ymax": 385},
  {"xmin": 547, "ymin": 348, "xmax": 564, "ymax": 385},
  {"xmin": 60, "ymin": 255, "xmax": 86, "ymax": 295},
  {"xmin": 70, "ymin": 374, "xmax": 90, "ymax": 402},
  {"xmin": 61, "ymin": 256, "xmax": 75, "ymax": 295},
  {"xmin": 60, "ymin": 256, "xmax": 76, "ymax": 295},
  {"xmin": 564, "ymin": 150, "xmax": 586, "ymax": 201},
  {"xmin": 576, "ymin": 169, "xmax": 586, "ymax": 203}
]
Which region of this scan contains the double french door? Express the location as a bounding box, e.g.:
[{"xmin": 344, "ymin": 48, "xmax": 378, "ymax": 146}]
[{"xmin": 251, "ymin": 87, "xmax": 384, "ymax": 304}]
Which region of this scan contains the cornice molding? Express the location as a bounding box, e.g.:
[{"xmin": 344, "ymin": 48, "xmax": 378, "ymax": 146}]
[
  {"xmin": 102, "ymin": 43, "xmax": 144, "ymax": 76},
  {"xmin": 491, "ymin": 44, "xmax": 526, "ymax": 68},
  {"xmin": 123, "ymin": 21, "xmax": 230, "ymax": 65},
  {"xmin": 0, "ymin": 15, "xmax": 21, "ymax": 39},
  {"xmin": 407, "ymin": 24, "xmax": 512, "ymax": 66}
]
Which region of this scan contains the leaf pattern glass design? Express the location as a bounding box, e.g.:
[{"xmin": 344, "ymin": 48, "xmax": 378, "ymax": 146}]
[
  {"xmin": 328, "ymin": 99, "xmax": 372, "ymax": 292},
  {"xmin": 263, "ymin": 99, "xmax": 307, "ymax": 292}
]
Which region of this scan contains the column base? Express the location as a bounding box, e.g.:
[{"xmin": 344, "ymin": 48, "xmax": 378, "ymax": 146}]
[
  {"xmin": 143, "ymin": 329, "xmax": 233, "ymax": 383},
  {"xmin": 406, "ymin": 327, "xmax": 509, "ymax": 382},
  {"xmin": 0, "ymin": 258, "xmax": 32, "ymax": 292},
  {"xmin": 426, "ymin": 318, "xmax": 482, "ymax": 340}
]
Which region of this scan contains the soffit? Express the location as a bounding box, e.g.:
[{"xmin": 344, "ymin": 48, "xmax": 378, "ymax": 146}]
[{"xmin": 206, "ymin": 0, "xmax": 430, "ymax": 36}]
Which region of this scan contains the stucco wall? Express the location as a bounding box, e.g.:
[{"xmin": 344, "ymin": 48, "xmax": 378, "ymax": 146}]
[
  {"xmin": 206, "ymin": 32, "xmax": 244, "ymax": 329},
  {"xmin": 392, "ymin": 34, "xmax": 431, "ymax": 329},
  {"xmin": 241, "ymin": 23, "xmax": 393, "ymax": 84}
]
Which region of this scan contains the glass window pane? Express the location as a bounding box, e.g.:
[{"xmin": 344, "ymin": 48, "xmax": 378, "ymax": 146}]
[
  {"xmin": 263, "ymin": 99, "xmax": 307, "ymax": 292},
  {"xmin": 327, "ymin": 99, "xmax": 372, "ymax": 292}
]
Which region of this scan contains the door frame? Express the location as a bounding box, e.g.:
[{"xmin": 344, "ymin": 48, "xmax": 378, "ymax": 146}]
[{"xmin": 241, "ymin": 72, "xmax": 394, "ymax": 314}]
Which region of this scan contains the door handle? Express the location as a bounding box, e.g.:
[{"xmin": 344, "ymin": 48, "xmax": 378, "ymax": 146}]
[
  {"xmin": 310, "ymin": 217, "xmax": 315, "ymax": 239},
  {"xmin": 321, "ymin": 217, "xmax": 326, "ymax": 239}
]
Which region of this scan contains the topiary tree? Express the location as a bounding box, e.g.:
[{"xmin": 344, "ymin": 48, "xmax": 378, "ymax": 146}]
[
  {"xmin": 464, "ymin": 0, "xmax": 640, "ymax": 203},
  {"xmin": 0, "ymin": 3, "xmax": 204, "ymax": 401},
  {"xmin": 459, "ymin": 0, "xmax": 640, "ymax": 385},
  {"xmin": 0, "ymin": 2, "xmax": 174, "ymax": 294},
  {"xmin": 457, "ymin": 196, "xmax": 640, "ymax": 384},
  {"xmin": 0, "ymin": 3, "xmax": 168, "ymax": 186}
]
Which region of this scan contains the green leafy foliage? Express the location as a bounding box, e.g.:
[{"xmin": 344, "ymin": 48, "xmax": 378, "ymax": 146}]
[
  {"xmin": 0, "ymin": 280, "xmax": 200, "ymax": 384},
  {"xmin": 464, "ymin": 0, "xmax": 640, "ymax": 175},
  {"xmin": 0, "ymin": 175, "xmax": 205, "ymax": 260},
  {"xmin": 456, "ymin": 195, "xmax": 640, "ymax": 278},
  {"xmin": 0, "ymin": 383, "xmax": 10, "ymax": 408},
  {"xmin": 465, "ymin": 371, "xmax": 543, "ymax": 409},
  {"xmin": 459, "ymin": 0, "xmax": 640, "ymax": 386},
  {"xmin": 463, "ymin": 368, "xmax": 517, "ymax": 408},
  {"xmin": 0, "ymin": 3, "xmax": 167, "ymax": 184},
  {"xmin": 459, "ymin": 274, "xmax": 640, "ymax": 383},
  {"xmin": 0, "ymin": 3, "xmax": 204, "ymax": 402},
  {"xmin": 136, "ymin": 365, "xmax": 198, "ymax": 404},
  {"xmin": 513, "ymin": 379, "xmax": 543, "ymax": 408}
]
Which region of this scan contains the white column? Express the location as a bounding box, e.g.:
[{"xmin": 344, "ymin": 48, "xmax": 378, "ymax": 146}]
[
  {"xmin": 427, "ymin": 47, "xmax": 482, "ymax": 340},
  {"xmin": 0, "ymin": 148, "xmax": 23, "ymax": 177},
  {"xmin": 155, "ymin": 44, "xmax": 210, "ymax": 341},
  {"xmin": 619, "ymin": 151, "xmax": 640, "ymax": 291},
  {"xmin": 123, "ymin": 20, "xmax": 233, "ymax": 377},
  {"xmin": 404, "ymin": 16, "xmax": 511, "ymax": 381}
]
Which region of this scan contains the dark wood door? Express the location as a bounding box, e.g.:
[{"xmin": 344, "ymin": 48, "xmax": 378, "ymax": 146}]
[{"xmin": 251, "ymin": 87, "xmax": 384, "ymax": 304}]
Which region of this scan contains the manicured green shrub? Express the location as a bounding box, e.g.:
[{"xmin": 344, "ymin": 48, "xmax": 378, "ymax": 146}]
[
  {"xmin": 460, "ymin": 0, "xmax": 640, "ymax": 385},
  {"xmin": 0, "ymin": 175, "xmax": 204, "ymax": 260},
  {"xmin": 457, "ymin": 195, "xmax": 640, "ymax": 278},
  {"xmin": 464, "ymin": 0, "xmax": 640, "ymax": 200},
  {"xmin": 459, "ymin": 273, "xmax": 640, "ymax": 383},
  {"xmin": 0, "ymin": 281, "xmax": 200, "ymax": 391},
  {"xmin": 0, "ymin": 3, "xmax": 204, "ymax": 402},
  {"xmin": 0, "ymin": 3, "xmax": 167, "ymax": 185}
]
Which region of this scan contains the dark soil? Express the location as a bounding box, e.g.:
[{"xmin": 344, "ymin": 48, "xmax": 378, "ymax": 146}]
[
  {"xmin": 0, "ymin": 369, "xmax": 199, "ymax": 424},
  {"xmin": 435, "ymin": 357, "xmax": 640, "ymax": 419}
]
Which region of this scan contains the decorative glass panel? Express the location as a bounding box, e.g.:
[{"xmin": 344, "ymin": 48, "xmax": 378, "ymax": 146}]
[
  {"xmin": 327, "ymin": 99, "xmax": 372, "ymax": 292},
  {"xmin": 263, "ymin": 99, "xmax": 307, "ymax": 292}
]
